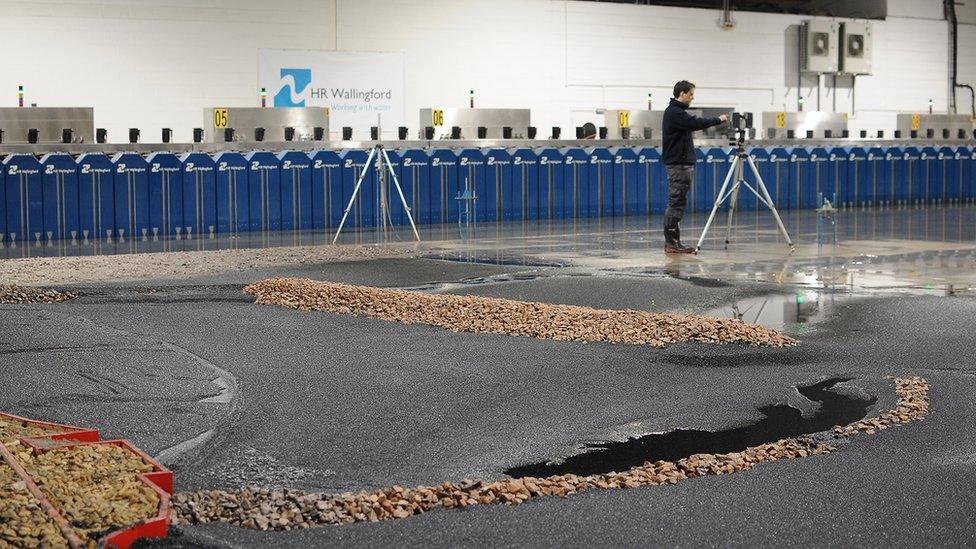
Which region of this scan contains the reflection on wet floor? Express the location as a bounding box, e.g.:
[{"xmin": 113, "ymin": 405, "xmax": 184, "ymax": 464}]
[
  {"xmin": 703, "ymin": 283, "xmax": 973, "ymax": 332},
  {"xmin": 506, "ymin": 377, "xmax": 874, "ymax": 479},
  {"xmin": 702, "ymin": 291, "xmax": 832, "ymax": 334},
  {"xmin": 2, "ymin": 205, "xmax": 974, "ymax": 301}
]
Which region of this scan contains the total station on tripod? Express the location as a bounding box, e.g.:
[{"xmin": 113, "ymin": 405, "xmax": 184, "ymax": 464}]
[{"xmin": 727, "ymin": 112, "xmax": 754, "ymax": 145}]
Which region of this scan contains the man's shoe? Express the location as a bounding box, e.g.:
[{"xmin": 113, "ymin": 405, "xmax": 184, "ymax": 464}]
[
  {"xmin": 664, "ymin": 224, "xmax": 694, "ymax": 253},
  {"xmin": 665, "ymin": 243, "xmax": 695, "ymax": 254}
]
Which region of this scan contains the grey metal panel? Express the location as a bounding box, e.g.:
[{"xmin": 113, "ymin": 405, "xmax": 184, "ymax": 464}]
[
  {"xmin": 418, "ymin": 108, "xmax": 531, "ymax": 139},
  {"xmin": 204, "ymin": 107, "xmax": 330, "ymax": 143},
  {"xmin": 800, "ymin": 20, "xmax": 840, "ymax": 74},
  {"xmin": 895, "ymin": 114, "xmax": 973, "ymax": 140},
  {"xmin": 603, "ymin": 110, "xmax": 664, "ymax": 140},
  {"xmin": 602, "ymin": 108, "xmax": 732, "ymax": 140},
  {"xmin": 0, "ymin": 136, "xmax": 972, "ymax": 156},
  {"xmin": 0, "ymin": 108, "xmax": 94, "ymax": 143},
  {"xmin": 761, "ymin": 111, "xmax": 849, "ymax": 138},
  {"xmin": 840, "ymin": 21, "xmax": 872, "ymax": 75}
]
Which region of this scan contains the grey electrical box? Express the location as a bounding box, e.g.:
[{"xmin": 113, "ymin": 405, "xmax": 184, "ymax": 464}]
[
  {"xmin": 840, "ymin": 21, "xmax": 872, "ymax": 75},
  {"xmin": 799, "ymin": 20, "xmax": 840, "ymax": 74}
]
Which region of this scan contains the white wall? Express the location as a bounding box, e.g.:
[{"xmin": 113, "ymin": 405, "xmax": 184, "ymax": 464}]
[
  {"xmin": 955, "ymin": 14, "xmax": 976, "ymax": 119},
  {"xmin": 0, "ymin": 0, "xmax": 969, "ymax": 143}
]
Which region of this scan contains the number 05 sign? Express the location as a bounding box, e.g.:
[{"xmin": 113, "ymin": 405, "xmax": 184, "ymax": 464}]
[{"xmin": 213, "ymin": 108, "xmax": 229, "ymax": 128}]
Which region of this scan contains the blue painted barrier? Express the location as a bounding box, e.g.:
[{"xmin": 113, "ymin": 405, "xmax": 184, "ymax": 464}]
[
  {"xmin": 511, "ymin": 148, "xmax": 539, "ymax": 221},
  {"xmin": 4, "ymin": 154, "xmax": 44, "ymax": 243},
  {"xmin": 214, "ymin": 151, "xmax": 249, "ymax": 234},
  {"xmin": 485, "ymin": 148, "xmax": 512, "ymax": 222},
  {"xmin": 40, "ymin": 153, "xmax": 80, "ymax": 241},
  {"xmin": 180, "ymin": 152, "xmax": 217, "ymax": 238}
]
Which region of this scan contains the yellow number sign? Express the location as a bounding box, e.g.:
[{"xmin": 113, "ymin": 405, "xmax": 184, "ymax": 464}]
[
  {"xmin": 618, "ymin": 110, "xmax": 630, "ymax": 129},
  {"xmin": 910, "ymin": 114, "xmax": 921, "ymax": 130},
  {"xmin": 213, "ymin": 108, "xmax": 229, "ymax": 129},
  {"xmin": 775, "ymin": 112, "xmax": 786, "ymax": 129},
  {"xmin": 432, "ymin": 109, "xmax": 444, "ymax": 127}
]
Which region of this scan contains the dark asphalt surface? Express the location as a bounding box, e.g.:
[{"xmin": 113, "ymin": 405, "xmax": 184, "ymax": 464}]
[{"xmin": 2, "ymin": 257, "xmax": 974, "ymax": 547}]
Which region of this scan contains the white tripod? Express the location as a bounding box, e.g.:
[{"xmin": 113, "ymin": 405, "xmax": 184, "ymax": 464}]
[
  {"xmin": 332, "ymin": 144, "xmax": 421, "ymax": 244},
  {"xmin": 695, "ymin": 142, "xmax": 794, "ymax": 253}
]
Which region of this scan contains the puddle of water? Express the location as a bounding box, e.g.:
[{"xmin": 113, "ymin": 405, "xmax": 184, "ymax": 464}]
[
  {"xmin": 702, "ymin": 291, "xmax": 836, "ymax": 334},
  {"xmin": 505, "ymin": 377, "xmax": 873, "ymax": 479},
  {"xmin": 402, "ymin": 271, "xmax": 550, "ymax": 294},
  {"xmin": 429, "ymin": 253, "xmax": 565, "ymax": 268}
]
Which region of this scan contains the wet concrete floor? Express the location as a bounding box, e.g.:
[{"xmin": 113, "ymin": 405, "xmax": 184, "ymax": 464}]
[
  {"xmin": 1, "ymin": 204, "xmax": 975, "ymax": 547},
  {"xmin": 505, "ymin": 377, "xmax": 874, "ymax": 478}
]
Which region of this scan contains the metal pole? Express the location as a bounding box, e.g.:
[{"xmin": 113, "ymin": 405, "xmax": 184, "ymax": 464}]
[
  {"xmin": 333, "ymin": 146, "xmax": 378, "ymax": 244},
  {"xmin": 380, "ymin": 147, "xmax": 421, "ymax": 242},
  {"xmin": 747, "ymin": 154, "xmax": 794, "ymax": 248},
  {"xmin": 695, "ymin": 155, "xmax": 738, "ymax": 252},
  {"xmin": 724, "ymin": 153, "xmax": 743, "ymax": 247}
]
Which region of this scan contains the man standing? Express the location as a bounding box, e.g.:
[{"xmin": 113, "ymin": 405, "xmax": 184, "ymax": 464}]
[{"xmin": 662, "ymin": 81, "xmax": 727, "ymax": 253}]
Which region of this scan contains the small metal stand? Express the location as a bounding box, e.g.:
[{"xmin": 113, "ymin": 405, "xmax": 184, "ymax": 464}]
[
  {"xmin": 695, "ymin": 137, "xmax": 794, "ymax": 254},
  {"xmin": 332, "ymin": 144, "xmax": 421, "ymax": 244},
  {"xmin": 816, "ymin": 192, "xmax": 837, "ymax": 248},
  {"xmin": 455, "ymin": 177, "xmax": 477, "ymax": 239}
]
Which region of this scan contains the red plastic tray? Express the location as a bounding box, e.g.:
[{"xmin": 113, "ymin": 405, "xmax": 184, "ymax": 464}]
[{"xmin": 1, "ymin": 412, "xmax": 172, "ymax": 548}]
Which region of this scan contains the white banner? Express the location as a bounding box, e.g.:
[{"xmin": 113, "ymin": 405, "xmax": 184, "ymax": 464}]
[{"xmin": 258, "ymin": 49, "xmax": 405, "ymax": 130}]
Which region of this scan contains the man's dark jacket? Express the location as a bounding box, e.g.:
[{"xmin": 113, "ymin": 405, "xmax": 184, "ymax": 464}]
[{"xmin": 662, "ymin": 97, "xmax": 723, "ymax": 166}]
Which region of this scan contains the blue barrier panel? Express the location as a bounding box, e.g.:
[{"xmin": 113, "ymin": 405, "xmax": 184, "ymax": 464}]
[
  {"xmin": 214, "ymin": 152, "xmax": 249, "ymax": 234},
  {"xmin": 767, "ymin": 147, "xmax": 790, "ymax": 209},
  {"xmin": 111, "ymin": 152, "xmax": 150, "ymax": 241},
  {"xmin": 742, "ymin": 147, "xmax": 769, "ymax": 212},
  {"xmin": 277, "ymin": 151, "xmax": 313, "ymax": 231},
  {"xmin": 561, "ymin": 148, "xmax": 588, "ymax": 219},
  {"xmin": 381, "ymin": 149, "xmax": 405, "ymax": 226},
  {"xmin": 245, "ymin": 151, "xmax": 282, "ymax": 232},
  {"xmin": 40, "ymin": 153, "xmax": 80, "ymax": 241},
  {"xmin": 340, "ymin": 150, "xmax": 374, "ymax": 228},
  {"xmin": 429, "ymin": 149, "xmax": 458, "ymax": 225},
  {"xmin": 958, "ymin": 146, "xmax": 974, "ymax": 202},
  {"xmin": 612, "ymin": 148, "xmax": 638, "ymax": 217},
  {"xmin": 787, "ymin": 147, "xmax": 811, "ymax": 210},
  {"xmin": 636, "ymin": 147, "xmax": 663, "ymax": 215},
  {"xmin": 702, "ymin": 147, "xmax": 729, "ymax": 212},
  {"xmin": 919, "ymin": 146, "xmax": 939, "ymax": 204},
  {"xmin": 537, "ymin": 148, "xmax": 563, "ymax": 220},
  {"xmin": 310, "ymin": 150, "xmax": 343, "ymax": 230},
  {"xmin": 889, "ymin": 146, "xmax": 909, "ymax": 205},
  {"xmin": 4, "ymin": 154, "xmax": 43, "ymax": 243},
  {"xmin": 77, "ymin": 153, "xmax": 115, "ymax": 240},
  {"xmin": 485, "ymin": 149, "xmax": 512, "ymax": 222},
  {"xmin": 512, "ymin": 148, "xmax": 538, "ymax": 221},
  {"xmin": 844, "ymin": 146, "xmax": 869, "ymax": 207},
  {"xmin": 806, "ymin": 147, "xmax": 830, "ymax": 209},
  {"xmin": 398, "ymin": 149, "xmax": 429, "ymax": 225},
  {"xmin": 938, "ymin": 146, "xmax": 958, "ymax": 203},
  {"xmin": 458, "ymin": 149, "xmax": 487, "ymax": 223},
  {"xmin": 866, "ymin": 147, "xmax": 890, "ymax": 206},
  {"xmin": 587, "ymin": 148, "xmax": 613, "ymax": 218},
  {"xmin": 708, "ymin": 147, "xmax": 731, "ymax": 213},
  {"xmin": 180, "ymin": 152, "xmax": 217, "ymax": 238},
  {"xmin": 902, "ymin": 147, "xmax": 922, "ymax": 204},
  {"xmin": 589, "ymin": 148, "xmax": 608, "ymax": 218},
  {"xmin": 883, "ymin": 147, "xmax": 901, "ymax": 205},
  {"xmin": 559, "ymin": 148, "xmax": 583, "ymax": 219},
  {"xmin": 147, "ymin": 152, "xmax": 183, "ymax": 238},
  {"xmin": 826, "ymin": 147, "xmax": 848, "ymax": 207}
]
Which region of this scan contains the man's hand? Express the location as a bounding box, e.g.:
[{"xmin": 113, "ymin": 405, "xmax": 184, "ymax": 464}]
[{"xmin": 719, "ymin": 114, "xmax": 729, "ymax": 124}]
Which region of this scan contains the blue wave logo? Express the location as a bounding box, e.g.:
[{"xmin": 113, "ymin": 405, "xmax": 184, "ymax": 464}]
[{"xmin": 274, "ymin": 68, "xmax": 312, "ymax": 107}]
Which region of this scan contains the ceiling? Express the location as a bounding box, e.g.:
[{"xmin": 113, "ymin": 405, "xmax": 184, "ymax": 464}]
[{"xmin": 580, "ymin": 0, "xmax": 889, "ymax": 19}]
